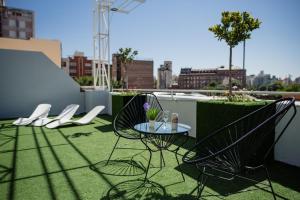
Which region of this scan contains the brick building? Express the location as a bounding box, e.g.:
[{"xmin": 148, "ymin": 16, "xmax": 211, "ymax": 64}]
[
  {"xmin": 112, "ymin": 54, "xmax": 154, "ymax": 89},
  {"xmin": 178, "ymin": 67, "xmax": 246, "ymax": 89},
  {"xmin": 0, "ymin": 3, "xmax": 34, "ymax": 39},
  {"xmin": 62, "ymin": 51, "xmax": 93, "ymax": 79}
]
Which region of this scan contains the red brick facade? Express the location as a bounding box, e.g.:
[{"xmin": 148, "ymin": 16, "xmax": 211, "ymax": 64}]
[{"xmin": 112, "ymin": 54, "xmax": 154, "ymax": 89}]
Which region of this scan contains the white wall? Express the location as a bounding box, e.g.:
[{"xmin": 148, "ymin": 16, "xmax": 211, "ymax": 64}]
[
  {"xmin": 158, "ymin": 97, "xmax": 197, "ymax": 138},
  {"xmin": 85, "ymin": 90, "xmax": 109, "ymax": 114},
  {"xmin": 0, "ymin": 49, "xmax": 84, "ymax": 118},
  {"xmin": 275, "ymin": 104, "xmax": 300, "ymax": 167}
]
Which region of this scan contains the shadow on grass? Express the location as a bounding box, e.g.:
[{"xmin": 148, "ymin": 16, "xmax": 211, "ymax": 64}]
[
  {"xmin": 176, "ymin": 161, "xmax": 298, "ymax": 199},
  {"xmin": 0, "ymin": 132, "xmax": 15, "ymax": 148},
  {"xmin": 0, "ymin": 164, "xmax": 12, "ymax": 182},
  {"xmin": 90, "ymin": 159, "xmax": 146, "ymax": 177},
  {"xmin": 101, "ymin": 178, "xmax": 198, "ymax": 200},
  {"xmin": 66, "ymin": 132, "xmax": 94, "ymax": 138},
  {"xmin": 94, "ymin": 124, "xmax": 113, "ymax": 133}
]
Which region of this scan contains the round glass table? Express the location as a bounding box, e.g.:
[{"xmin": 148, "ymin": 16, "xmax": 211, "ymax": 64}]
[
  {"xmin": 134, "ymin": 122, "xmax": 191, "ymax": 136},
  {"xmin": 134, "ymin": 122, "xmax": 191, "ymax": 181}
]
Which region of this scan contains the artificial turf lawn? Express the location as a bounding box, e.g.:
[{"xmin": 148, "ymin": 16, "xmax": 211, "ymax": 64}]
[{"xmin": 0, "ymin": 115, "xmax": 300, "ymax": 200}]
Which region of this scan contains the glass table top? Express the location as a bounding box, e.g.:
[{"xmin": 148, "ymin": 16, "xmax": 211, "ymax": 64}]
[{"xmin": 134, "ymin": 122, "xmax": 191, "ymax": 135}]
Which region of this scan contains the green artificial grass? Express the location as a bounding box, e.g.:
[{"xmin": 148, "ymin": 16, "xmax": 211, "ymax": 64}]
[{"xmin": 0, "ymin": 115, "xmax": 299, "ymax": 200}]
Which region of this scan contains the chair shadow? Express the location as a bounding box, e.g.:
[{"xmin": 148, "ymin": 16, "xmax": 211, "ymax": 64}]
[
  {"xmin": 0, "ymin": 164, "xmax": 12, "ymax": 182},
  {"xmin": 100, "ymin": 179, "xmax": 165, "ymax": 200},
  {"xmin": 176, "ymin": 161, "xmax": 299, "ymax": 199},
  {"xmin": 90, "ymin": 159, "xmax": 146, "ymax": 177},
  {"xmin": 100, "ymin": 178, "xmax": 198, "ymax": 200}
]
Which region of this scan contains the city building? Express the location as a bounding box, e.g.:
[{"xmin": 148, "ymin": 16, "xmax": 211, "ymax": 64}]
[
  {"xmin": 157, "ymin": 61, "xmax": 172, "ymax": 89},
  {"xmin": 246, "ymin": 74, "xmax": 256, "ymax": 88},
  {"xmin": 112, "ymin": 54, "xmax": 154, "ymax": 89},
  {"xmin": 178, "ymin": 66, "xmax": 246, "ymax": 89},
  {"xmin": 0, "ymin": 2, "xmax": 35, "ymax": 39},
  {"xmin": 62, "ymin": 51, "xmax": 93, "ymax": 79},
  {"xmin": 295, "ymin": 76, "xmax": 300, "ymax": 84}
]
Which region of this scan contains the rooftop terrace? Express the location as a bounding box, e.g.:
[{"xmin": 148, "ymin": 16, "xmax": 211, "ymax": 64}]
[{"xmin": 1, "ymin": 115, "xmax": 299, "ymax": 200}]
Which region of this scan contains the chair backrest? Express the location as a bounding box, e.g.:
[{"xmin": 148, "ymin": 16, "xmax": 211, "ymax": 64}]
[
  {"xmin": 56, "ymin": 104, "xmax": 79, "ymax": 119},
  {"xmin": 29, "ymin": 104, "xmax": 51, "ymax": 119},
  {"xmin": 76, "ymin": 105, "xmax": 105, "ymax": 124},
  {"xmin": 113, "ymin": 93, "xmax": 164, "ymax": 139},
  {"xmin": 183, "ymin": 98, "xmax": 297, "ymax": 171},
  {"xmin": 58, "ymin": 104, "xmax": 80, "ymax": 121}
]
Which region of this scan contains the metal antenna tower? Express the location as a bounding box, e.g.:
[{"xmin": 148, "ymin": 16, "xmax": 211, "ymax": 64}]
[{"xmin": 93, "ymin": 0, "xmax": 145, "ymax": 90}]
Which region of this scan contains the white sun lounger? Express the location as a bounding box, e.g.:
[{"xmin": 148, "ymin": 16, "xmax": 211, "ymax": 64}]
[
  {"xmin": 13, "ymin": 104, "xmax": 51, "ymax": 126},
  {"xmin": 46, "ymin": 105, "xmax": 105, "ymax": 129},
  {"xmin": 32, "ymin": 104, "xmax": 80, "ymax": 126}
]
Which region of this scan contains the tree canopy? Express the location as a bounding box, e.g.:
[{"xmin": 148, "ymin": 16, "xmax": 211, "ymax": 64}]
[
  {"xmin": 117, "ymin": 48, "xmax": 138, "ymax": 65},
  {"xmin": 209, "ymin": 11, "xmax": 261, "ymax": 48}
]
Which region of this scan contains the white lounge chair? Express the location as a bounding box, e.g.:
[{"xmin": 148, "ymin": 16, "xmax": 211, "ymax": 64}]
[
  {"xmin": 46, "ymin": 105, "xmax": 105, "ymax": 129},
  {"xmin": 32, "ymin": 104, "xmax": 80, "ymax": 126},
  {"xmin": 13, "ymin": 104, "xmax": 51, "ymax": 126}
]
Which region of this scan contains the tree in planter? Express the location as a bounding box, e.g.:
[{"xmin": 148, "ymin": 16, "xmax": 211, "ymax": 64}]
[
  {"xmin": 117, "ymin": 48, "xmax": 138, "ymax": 89},
  {"xmin": 209, "ymin": 11, "xmax": 261, "ymax": 95}
]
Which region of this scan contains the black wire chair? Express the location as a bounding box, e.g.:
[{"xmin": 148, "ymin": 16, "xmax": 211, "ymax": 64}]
[
  {"xmin": 106, "ymin": 93, "xmax": 163, "ymax": 171},
  {"xmin": 182, "ymin": 97, "xmax": 297, "ymax": 199}
]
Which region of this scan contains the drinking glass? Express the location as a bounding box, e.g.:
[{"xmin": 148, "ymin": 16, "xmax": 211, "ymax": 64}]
[{"xmin": 163, "ymin": 110, "xmax": 170, "ymax": 129}]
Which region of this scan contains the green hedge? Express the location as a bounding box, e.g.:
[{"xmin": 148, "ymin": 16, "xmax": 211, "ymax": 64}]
[
  {"xmin": 111, "ymin": 94, "xmax": 136, "ymax": 119},
  {"xmin": 196, "ymin": 100, "xmax": 269, "ymax": 140},
  {"xmin": 196, "ymin": 100, "xmax": 275, "ymax": 162}
]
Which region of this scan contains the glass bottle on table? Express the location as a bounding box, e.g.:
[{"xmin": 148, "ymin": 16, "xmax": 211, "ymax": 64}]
[{"xmin": 163, "ymin": 110, "xmax": 170, "ymax": 129}]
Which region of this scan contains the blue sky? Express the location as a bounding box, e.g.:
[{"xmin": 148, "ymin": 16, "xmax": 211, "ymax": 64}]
[{"xmin": 7, "ymin": 0, "xmax": 300, "ymax": 79}]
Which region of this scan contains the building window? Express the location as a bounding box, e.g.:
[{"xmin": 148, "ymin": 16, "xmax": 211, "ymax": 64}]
[
  {"xmin": 19, "ymin": 31, "xmax": 26, "ymax": 39},
  {"xmin": 9, "ymin": 19, "xmax": 16, "ymax": 27},
  {"xmin": 70, "ymin": 62, "xmax": 77, "ymax": 67},
  {"xmin": 19, "ymin": 20, "xmax": 26, "ymax": 29},
  {"xmin": 9, "ymin": 30, "xmax": 17, "ymax": 38}
]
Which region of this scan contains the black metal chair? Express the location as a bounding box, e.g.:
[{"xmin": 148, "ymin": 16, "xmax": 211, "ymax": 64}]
[
  {"xmin": 106, "ymin": 93, "xmax": 164, "ymax": 178},
  {"xmin": 182, "ymin": 97, "xmax": 297, "ymax": 199}
]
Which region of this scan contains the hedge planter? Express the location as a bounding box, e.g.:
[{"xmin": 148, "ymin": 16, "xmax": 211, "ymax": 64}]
[
  {"xmin": 111, "ymin": 94, "xmax": 135, "ymax": 119},
  {"xmin": 111, "ymin": 93, "xmax": 146, "ymax": 120},
  {"xmin": 196, "ymin": 100, "xmax": 275, "ymax": 161}
]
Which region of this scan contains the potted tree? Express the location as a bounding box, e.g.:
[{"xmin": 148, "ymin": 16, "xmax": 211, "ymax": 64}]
[
  {"xmin": 197, "ymin": 12, "xmax": 274, "ymax": 161},
  {"xmin": 209, "ymin": 11, "xmax": 261, "ymax": 95},
  {"xmin": 116, "ymin": 48, "xmax": 138, "ymax": 89}
]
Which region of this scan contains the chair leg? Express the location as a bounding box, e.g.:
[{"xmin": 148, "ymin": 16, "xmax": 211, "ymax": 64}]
[
  {"xmin": 160, "ymin": 150, "xmax": 166, "ymax": 168},
  {"xmin": 263, "ymin": 165, "xmax": 276, "ymax": 200},
  {"xmin": 106, "ymin": 136, "xmax": 120, "ymax": 165},
  {"xmin": 175, "ymin": 150, "xmax": 185, "ymax": 182},
  {"xmin": 144, "ymin": 149, "xmax": 152, "ymax": 181},
  {"xmin": 197, "ymin": 167, "xmax": 208, "ymax": 199}
]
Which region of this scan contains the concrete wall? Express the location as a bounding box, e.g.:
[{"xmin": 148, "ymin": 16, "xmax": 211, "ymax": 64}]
[
  {"xmin": 158, "ymin": 97, "xmax": 197, "ymax": 138},
  {"xmin": 0, "ymin": 49, "xmax": 84, "ymax": 119},
  {"xmin": 275, "ymin": 104, "xmax": 300, "ymax": 167},
  {"xmin": 84, "ymin": 90, "xmax": 109, "ymax": 114},
  {"xmin": 0, "ymin": 38, "xmax": 61, "ymax": 66}
]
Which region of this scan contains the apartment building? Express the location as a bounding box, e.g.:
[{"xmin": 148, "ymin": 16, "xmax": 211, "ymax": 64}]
[
  {"xmin": 157, "ymin": 61, "xmax": 172, "ymax": 89},
  {"xmin": 112, "ymin": 54, "xmax": 154, "ymax": 89},
  {"xmin": 62, "ymin": 51, "xmax": 93, "ymax": 79},
  {"xmin": 178, "ymin": 67, "xmax": 246, "ymax": 89},
  {"xmin": 0, "ymin": 4, "xmax": 34, "ymax": 39}
]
